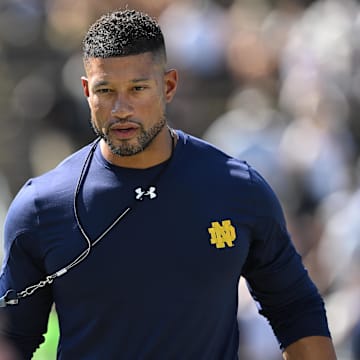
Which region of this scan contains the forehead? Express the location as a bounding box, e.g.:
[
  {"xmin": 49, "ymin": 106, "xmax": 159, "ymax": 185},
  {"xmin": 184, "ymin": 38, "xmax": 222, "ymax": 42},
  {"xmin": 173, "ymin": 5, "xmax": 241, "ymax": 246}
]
[{"xmin": 84, "ymin": 52, "xmax": 163, "ymax": 82}]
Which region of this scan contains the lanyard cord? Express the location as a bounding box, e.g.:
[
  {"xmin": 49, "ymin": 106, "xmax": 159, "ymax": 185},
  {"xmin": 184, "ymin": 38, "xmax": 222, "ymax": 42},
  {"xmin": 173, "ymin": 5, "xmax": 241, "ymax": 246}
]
[
  {"xmin": 61, "ymin": 137, "xmax": 133, "ymax": 273},
  {"xmin": 6, "ymin": 131, "xmax": 176, "ymax": 304},
  {"xmin": 15, "ymin": 138, "xmax": 104, "ymax": 301}
]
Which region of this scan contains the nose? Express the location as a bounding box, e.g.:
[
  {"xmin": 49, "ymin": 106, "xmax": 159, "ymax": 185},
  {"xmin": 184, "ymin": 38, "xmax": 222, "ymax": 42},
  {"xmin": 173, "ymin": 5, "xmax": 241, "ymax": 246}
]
[{"xmin": 111, "ymin": 94, "xmax": 134, "ymax": 118}]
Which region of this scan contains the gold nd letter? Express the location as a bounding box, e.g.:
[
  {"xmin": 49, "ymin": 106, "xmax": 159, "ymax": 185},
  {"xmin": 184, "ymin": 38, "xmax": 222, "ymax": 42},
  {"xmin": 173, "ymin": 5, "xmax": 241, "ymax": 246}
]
[{"xmin": 208, "ymin": 220, "xmax": 236, "ymax": 249}]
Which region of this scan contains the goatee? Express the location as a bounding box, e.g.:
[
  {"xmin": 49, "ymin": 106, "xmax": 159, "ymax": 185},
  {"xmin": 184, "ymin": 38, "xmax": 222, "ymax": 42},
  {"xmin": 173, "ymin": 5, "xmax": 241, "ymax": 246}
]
[{"xmin": 90, "ymin": 116, "xmax": 166, "ymax": 157}]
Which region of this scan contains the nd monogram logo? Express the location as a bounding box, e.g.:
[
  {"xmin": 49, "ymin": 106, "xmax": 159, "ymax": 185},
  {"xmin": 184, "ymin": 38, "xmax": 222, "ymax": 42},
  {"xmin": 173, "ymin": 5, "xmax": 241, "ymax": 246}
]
[{"xmin": 208, "ymin": 220, "xmax": 236, "ymax": 249}]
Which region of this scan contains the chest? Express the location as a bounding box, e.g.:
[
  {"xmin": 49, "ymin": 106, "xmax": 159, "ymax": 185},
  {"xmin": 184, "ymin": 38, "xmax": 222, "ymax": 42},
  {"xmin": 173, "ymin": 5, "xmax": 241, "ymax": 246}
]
[{"xmin": 43, "ymin": 171, "xmax": 252, "ymax": 304}]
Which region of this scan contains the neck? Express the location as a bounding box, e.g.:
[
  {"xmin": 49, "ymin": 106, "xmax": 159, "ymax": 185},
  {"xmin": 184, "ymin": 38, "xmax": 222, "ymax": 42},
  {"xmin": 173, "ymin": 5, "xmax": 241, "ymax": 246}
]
[{"xmin": 100, "ymin": 126, "xmax": 177, "ymax": 169}]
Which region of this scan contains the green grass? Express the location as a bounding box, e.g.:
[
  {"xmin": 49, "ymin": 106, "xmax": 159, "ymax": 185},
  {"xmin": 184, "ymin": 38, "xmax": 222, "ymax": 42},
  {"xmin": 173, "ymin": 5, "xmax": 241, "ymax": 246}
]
[{"xmin": 33, "ymin": 310, "xmax": 59, "ymax": 360}]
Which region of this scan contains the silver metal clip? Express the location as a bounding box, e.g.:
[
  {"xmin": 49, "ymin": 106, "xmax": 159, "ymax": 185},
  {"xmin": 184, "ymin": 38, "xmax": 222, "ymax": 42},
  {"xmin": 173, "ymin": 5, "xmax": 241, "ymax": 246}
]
[{"xmin": 0, "ymin": 290, "xmax": 19, "ymax": 307}]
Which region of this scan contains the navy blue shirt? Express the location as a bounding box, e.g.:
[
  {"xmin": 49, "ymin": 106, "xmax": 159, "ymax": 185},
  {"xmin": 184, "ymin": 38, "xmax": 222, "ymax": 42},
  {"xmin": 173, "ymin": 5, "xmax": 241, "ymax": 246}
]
[{"xmin": 0, "ymin": 131, "xmax": 330, "ymax": 359}]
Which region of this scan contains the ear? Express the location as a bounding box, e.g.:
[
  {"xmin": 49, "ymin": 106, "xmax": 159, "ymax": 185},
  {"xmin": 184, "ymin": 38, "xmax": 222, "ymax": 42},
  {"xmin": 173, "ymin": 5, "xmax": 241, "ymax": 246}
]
[
  {"xmin": 164, "ymin": 69, "xmax": 178, "ymax": 103},
  {"xmin": 81, "ymin": 76, "xmax": 90, "ymax": 97}
]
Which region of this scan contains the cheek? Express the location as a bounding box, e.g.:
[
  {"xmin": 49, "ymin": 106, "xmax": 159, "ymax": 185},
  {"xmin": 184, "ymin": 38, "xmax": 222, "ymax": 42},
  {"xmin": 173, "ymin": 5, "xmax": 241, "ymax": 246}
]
[
  {"xmin": 89, "ymin": 98, "xmax": 107, "ymax": 116},
  {"xmin": 90, "ymin": 96, "xmax": 101, "ymax": 109},
  {"xmin": 142, "ymin": 103, "xmax": 164, "ymax": 120},
  {"xmin": 143, "ymin": 95, "xmax": 165, "ymax": 114}
]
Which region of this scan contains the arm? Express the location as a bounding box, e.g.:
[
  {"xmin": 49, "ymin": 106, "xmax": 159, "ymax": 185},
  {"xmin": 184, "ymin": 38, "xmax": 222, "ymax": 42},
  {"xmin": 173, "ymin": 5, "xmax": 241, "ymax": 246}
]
[
  {"xmin": 242, "ymin": 169, "xmax": 335, "ymax": 355},
  {"xmin": 283, "ymin": 336, "xmax": 337, "ymax": 359},
  {"xmin": 0, "ymin": 232, "xmax": 53, "ymax": 358},
  {"xmin": 0, "ymin": 181, "xmax": 53, "ymax": 358}
]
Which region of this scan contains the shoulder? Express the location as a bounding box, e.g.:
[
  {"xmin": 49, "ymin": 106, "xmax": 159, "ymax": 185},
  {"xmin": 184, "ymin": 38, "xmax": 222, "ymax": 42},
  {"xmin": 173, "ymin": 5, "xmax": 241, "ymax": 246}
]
[
  {"xmin": 4, "ymin": 141, "xmax": 95, "ymax": 238},
  {"xmin": 39, "ymin": 141, "xmax": 96, "ymax": 184},
  {"xmin": 177, "ymin": 130, "xmax": 285, "ymax": 220},
  {"xmin": 177, "ymin": 130, "xmax": 267, "ymax": 188},
  {"xmin": 26, "ymin": 140, "xmax": 96, "ymax": 194},
  {"xmin": 177, "ymin": 130, "xmax": 250, "ymax": 176}
]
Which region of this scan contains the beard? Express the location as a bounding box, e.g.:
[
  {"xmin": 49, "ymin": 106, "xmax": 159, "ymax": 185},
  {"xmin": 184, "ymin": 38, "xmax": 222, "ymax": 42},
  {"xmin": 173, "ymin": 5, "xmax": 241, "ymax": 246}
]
[{"xmin": 90, "ymin": 115, "xmax": 167, "ymax": 156}]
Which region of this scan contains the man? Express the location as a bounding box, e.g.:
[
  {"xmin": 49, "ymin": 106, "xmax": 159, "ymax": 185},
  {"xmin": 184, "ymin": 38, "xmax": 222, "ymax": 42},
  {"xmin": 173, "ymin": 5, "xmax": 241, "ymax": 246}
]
[{"xmin": 0, "ymin": 9, "xmax": 337, "ymax": 360}]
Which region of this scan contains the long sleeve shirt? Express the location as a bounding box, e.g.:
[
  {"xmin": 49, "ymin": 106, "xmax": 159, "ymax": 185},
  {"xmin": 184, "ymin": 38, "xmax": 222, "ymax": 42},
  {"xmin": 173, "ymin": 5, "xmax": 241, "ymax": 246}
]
[{"xmin": 0, "ymin": 130, "xmax": 331, "ymax": 359}]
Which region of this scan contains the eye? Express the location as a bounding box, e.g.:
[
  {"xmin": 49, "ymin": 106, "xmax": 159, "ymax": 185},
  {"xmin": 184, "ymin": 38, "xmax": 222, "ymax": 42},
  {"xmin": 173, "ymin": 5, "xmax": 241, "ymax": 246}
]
[
  {"xmin": 132, "ymin": 85, "xmax": 148, "ymax": 92},
  {"xmin": 96, "ymin": 88, "xmax": 113, "ymax": 94}
]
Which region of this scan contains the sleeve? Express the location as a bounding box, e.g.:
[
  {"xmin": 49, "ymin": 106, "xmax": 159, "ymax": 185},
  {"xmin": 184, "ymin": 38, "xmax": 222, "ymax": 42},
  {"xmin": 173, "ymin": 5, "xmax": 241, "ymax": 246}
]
[
  {"xmin": 241, "ymin": 169, "xmax": 331, "ymax": 350},
  {"xmin": 0, "ymin": 180, "xmax": 53, "ymax": 359}
]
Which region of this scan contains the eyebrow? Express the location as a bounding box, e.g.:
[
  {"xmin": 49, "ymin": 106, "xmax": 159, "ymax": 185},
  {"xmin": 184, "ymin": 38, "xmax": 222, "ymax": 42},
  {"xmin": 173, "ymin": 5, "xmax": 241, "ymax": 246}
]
[
  {"xmin": 92, "ymin": 80, "xmax": 110, "ymax": 88},
  {"xmin": 93, "ymin": 78, "xmax": 152, "ymax": 88},
  {"xmin": 132, "ymin": 78, "xmax": 152, "ymax": 83}
]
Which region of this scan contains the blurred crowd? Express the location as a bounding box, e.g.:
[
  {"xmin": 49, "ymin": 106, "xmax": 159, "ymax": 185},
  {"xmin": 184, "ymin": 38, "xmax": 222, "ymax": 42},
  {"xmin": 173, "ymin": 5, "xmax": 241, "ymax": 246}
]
[{"xmin": 0, "ymin": 0, "xmax": 359, "ymax": 359}]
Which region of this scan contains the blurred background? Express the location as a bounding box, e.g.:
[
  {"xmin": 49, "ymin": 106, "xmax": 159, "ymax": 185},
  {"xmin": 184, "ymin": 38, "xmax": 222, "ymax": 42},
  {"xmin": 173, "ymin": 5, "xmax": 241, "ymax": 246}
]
[{"xmin": 0, "ymin": 0, "xmax": 359, "ymax": 359}]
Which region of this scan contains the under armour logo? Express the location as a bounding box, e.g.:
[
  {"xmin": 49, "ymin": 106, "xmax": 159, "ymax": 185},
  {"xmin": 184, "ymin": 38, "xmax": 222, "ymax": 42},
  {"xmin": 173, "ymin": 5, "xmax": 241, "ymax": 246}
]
[
  {"xmin": 208, "ymin": 220, "xmax": 236, "ymax": 249},
  {"xmin": 135, "ymin": 186, "xmax": 157, "ymax": 200}
]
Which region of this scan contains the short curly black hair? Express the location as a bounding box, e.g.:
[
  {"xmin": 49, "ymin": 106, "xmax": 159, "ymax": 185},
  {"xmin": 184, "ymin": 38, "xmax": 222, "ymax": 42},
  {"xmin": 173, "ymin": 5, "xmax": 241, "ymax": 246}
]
[{"xmin": 82, "ymin": 9, "xmax": 166, "ymax": 61}]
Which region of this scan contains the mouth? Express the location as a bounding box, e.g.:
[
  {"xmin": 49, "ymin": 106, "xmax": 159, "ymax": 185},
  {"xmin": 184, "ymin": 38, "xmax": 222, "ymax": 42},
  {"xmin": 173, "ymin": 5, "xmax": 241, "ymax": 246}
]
[{"xmin": 109, "ymin": 123, "xmax": 139, "ymax": 139}]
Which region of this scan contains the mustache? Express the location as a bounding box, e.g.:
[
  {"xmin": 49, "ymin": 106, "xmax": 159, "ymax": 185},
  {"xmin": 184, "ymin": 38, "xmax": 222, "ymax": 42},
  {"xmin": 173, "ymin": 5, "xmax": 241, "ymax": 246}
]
[{"xmin": 107, "ymin": 118, "xmax": 141, "ymax": 127}]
